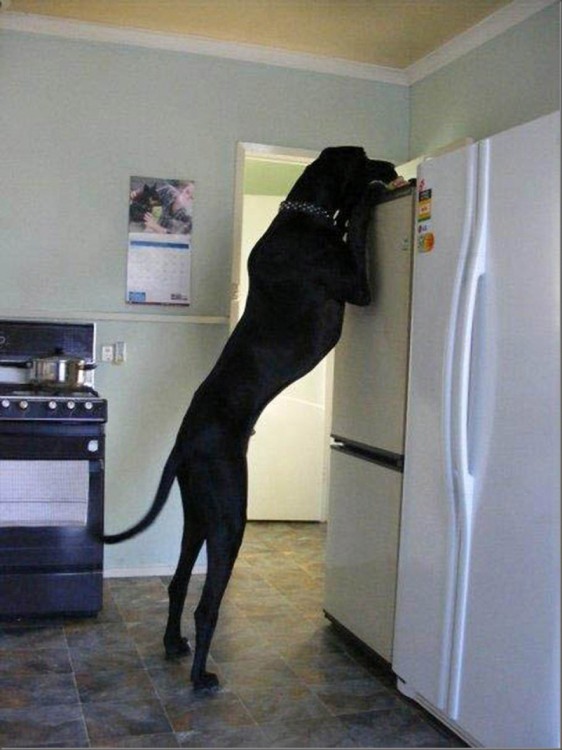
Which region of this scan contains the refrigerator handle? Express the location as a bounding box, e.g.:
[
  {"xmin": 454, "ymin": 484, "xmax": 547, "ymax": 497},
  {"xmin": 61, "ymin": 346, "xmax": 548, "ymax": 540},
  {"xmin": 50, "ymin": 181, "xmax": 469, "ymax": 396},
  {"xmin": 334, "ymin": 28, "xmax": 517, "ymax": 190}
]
[
  {"xmin": 447, "ymin": 139, "xmax": 490, "ymax": 717},
  {"xmin": 453, "ymin": 140, "xmax": 489, "ymax": 501}
]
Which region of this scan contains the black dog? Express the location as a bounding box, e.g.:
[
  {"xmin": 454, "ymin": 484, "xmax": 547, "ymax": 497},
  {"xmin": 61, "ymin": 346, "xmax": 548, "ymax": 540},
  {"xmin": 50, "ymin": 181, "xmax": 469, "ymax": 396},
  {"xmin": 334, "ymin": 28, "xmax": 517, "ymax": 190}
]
[
  {"xmin": 129, "ymin": 183, "xmax": 160, "ymax": 223},
  {"xmin": 103, "ymin": 147, "xmax": 398, "ymax": 691}
]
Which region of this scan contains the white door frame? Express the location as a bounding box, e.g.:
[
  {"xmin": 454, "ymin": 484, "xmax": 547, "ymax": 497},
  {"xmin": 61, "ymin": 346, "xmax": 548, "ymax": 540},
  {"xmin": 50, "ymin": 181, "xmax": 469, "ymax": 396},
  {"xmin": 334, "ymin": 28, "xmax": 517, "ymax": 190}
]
[
  {"xmin": 230, "ymin": 142, "xmax": 334, "ymax": 521},
  {"xmin": 230, "ymin": 142, "xmax": 319, "ymax": 328}
]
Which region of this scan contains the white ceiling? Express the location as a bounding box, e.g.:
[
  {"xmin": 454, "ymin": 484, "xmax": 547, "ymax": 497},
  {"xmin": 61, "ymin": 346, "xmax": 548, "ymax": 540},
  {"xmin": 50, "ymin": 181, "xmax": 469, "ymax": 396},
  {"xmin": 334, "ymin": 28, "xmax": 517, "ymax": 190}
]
[{"xmin": 5, "ymin": 0, "xmax": 519, "ymax": 69}]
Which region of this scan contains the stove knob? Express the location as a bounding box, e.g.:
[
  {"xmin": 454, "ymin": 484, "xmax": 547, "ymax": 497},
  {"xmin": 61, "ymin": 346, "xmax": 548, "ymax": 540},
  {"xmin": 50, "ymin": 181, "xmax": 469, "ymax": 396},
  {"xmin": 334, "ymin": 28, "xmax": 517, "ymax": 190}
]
[
  {"xmin": 48, "ymin": 401, "xmax": 57, "ymax": 411},
  {"xmin": 84, "ymin": 401, "xmax": 94, "ymax": 411},
  {"xmin": 1, "ymin": 399, "xmax": 10, "ymax": 409},
  {"xmin": 66, "ymin": 400, "xmax": 76, "ymax": 411},
  {"xmin": 19, "ymin": 400, "xmax": 29, "ymax": 410}
]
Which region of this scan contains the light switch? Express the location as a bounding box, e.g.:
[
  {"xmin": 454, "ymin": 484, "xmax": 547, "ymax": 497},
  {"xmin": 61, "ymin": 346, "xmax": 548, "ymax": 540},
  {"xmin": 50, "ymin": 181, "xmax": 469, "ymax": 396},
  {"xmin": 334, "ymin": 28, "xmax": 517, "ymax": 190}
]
[{"xmin": 114, "ymin": 341, "xmax": 127, "ymax": 364}]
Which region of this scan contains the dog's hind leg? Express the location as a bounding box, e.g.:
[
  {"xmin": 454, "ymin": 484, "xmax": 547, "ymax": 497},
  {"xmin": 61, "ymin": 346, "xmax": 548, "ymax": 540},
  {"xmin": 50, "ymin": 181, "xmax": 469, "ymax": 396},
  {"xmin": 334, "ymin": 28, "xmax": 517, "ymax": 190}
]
[
  {"xmin": 163, "ymin": 468, "xmax": 205, "ymax": 659},
  {"xmin": 164, "ymin": 523, "xmax": 205, "ymax": 659},
  {"xmin": 189, "ymin": 457, "xmax": 247, "ymax": 691},
  {"xmin": 191, "ymin": 528, "xmax": 244, "ymax": 691}
]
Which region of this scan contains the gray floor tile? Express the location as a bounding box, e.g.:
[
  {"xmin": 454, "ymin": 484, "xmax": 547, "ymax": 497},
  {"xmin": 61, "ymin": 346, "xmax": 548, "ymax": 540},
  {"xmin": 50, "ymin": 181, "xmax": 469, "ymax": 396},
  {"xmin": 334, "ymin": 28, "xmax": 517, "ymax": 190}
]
[
  {"xmin": 177, "ymin": 724, "xmax": 268, "ymax": 748},
  {"xmin": 82, "ymin": 698, "xmax": 172, "ymax": 745},
  {"xmin": 163, "ymin": 690, "xmax": 256, "ymax": 733},
  {"xmin": 218, "ymin": 656, "xmax": 301, "ymax": 689},
  {"xmin": 292, "ymin": 655, "xmax": 373, "ymax": 686},
  {"xmin": 236, "ymin": 683, "xmax": 332, "ymax": 725},
  {"xmin": 0, "ymin": 671, "xmax": 79, "ymax": 709},
  {"xmin": 100, "ymin": 731, "xmax": 180, "ymax": 747},
  {"xmin": 75, "ymin": 666, "xmax": 159, "ymax": 704},
  {"xmin": 340, "ymin": 705, "xmax": 461, "ymax": 748},
  {"xmin": 0, "ymin": 522, "xmax": 466, "ymax": 748},
  {"xmin": 0, "ymin": 646, "xmax": 72, "ymax": 675},
  {"xmin": 0, "ymin": 704, "xmax": 88, "ymax": 748},
  {"xmin": 0, "ymin": 622, "xmax": 67, "ymax": 651},
  {"xmin": 261, "ymin": 716, "xmax": 356, "ymax": 748},
  {"xmin": 311, "ymin": 677, "xmax": 403, "ymax": 716}
]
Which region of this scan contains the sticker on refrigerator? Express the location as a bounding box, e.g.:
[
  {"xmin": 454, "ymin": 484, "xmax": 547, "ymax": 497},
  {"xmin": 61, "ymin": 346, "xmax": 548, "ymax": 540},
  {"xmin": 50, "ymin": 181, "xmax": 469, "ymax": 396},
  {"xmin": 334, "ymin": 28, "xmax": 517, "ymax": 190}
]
[
  {"xmin": 418, "ymin": 188, "xmax": 432, "ymax": 221},
  {"xmin": 417, "ymin": 225, "xmax": 435, "ymax": 253},
  {"xmin": 417, "ymin": 185, "xmax": 434, "ymax": 252}
]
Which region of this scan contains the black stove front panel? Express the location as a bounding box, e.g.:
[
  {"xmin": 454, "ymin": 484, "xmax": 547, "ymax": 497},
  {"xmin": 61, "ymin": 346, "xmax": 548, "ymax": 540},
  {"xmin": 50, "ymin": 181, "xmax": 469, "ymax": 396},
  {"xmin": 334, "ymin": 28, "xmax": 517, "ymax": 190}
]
[
  {"xmin": 0, "ymin": 393, "xmax": 107, "ymax": 422},
  {"xmin": 0, "ymin": 320, "xmax": 95, "ymax": 363}
]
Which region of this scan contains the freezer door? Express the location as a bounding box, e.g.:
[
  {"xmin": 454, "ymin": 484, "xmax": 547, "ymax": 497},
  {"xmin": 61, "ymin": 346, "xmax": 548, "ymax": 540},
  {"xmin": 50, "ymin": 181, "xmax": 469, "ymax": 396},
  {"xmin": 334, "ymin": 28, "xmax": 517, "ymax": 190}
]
[
  {"xmin": 392, "ymin": 143, "xmax": 478, "ymax": 711},
  {"xmin": 331, "ymin": 190, "xmax": 414, "ymax": 454},
  {"xmin": 452, "ymin": 112, "xmax": 560, "ymax": 748},
  {"xmin": 324, "ymin": 448, "xmax": 402, "ymax": 661}
]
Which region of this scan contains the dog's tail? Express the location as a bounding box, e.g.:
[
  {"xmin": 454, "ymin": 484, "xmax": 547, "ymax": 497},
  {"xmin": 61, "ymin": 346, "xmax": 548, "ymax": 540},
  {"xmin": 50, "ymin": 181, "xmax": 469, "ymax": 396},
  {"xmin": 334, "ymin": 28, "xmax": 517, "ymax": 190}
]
[{"xmin": 101, "ymin": 447, "xmax": 180, "ymax": 544}]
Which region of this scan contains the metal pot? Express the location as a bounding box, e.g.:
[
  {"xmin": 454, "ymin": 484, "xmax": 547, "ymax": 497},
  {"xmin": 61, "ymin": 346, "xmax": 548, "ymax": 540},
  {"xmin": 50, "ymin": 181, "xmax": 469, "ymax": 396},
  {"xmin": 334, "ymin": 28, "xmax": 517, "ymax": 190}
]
[{"xmin": 28, "ymin": 355, "xmax": 96, "ymax": 389}]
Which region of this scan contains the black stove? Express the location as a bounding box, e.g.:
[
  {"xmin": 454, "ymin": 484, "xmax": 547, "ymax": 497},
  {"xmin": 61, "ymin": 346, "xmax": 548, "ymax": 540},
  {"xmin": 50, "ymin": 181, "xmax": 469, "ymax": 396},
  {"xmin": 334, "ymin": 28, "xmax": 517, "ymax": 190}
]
[{"xmin": 0, "ymin": 320, "xmax": 107, "ymax": 619}]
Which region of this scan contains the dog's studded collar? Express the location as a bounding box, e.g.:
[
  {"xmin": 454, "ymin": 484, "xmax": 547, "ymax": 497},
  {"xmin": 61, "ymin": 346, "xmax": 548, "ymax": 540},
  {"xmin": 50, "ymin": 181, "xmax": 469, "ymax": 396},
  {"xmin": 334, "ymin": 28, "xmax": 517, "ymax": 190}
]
[{"xmin": 279, "ymin": 200, "xmax": 335, "ymax": 226}]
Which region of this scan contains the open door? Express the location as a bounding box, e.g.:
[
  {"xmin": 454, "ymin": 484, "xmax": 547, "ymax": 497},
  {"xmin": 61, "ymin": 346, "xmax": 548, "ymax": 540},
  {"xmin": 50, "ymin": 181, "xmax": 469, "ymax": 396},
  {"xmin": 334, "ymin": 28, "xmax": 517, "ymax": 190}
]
[{"xmin": 231, "ymin": 143, "xmax": 333, "ymax": 521}]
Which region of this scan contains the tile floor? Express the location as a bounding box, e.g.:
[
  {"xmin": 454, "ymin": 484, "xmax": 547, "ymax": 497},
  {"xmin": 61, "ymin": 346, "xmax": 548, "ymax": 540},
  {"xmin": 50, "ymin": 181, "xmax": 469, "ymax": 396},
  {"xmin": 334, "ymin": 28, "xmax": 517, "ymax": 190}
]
[{"xmin": 0, "ymin": 522, "xmax": 466, "ymax": 748}]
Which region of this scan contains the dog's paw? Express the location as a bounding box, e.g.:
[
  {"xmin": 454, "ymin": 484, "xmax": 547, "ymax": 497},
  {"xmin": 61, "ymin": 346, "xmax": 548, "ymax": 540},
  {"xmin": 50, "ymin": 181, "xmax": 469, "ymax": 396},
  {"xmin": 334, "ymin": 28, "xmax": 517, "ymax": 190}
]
[
  {"xmin": 164, "ymin": 636, "xmax": 191, "ymax": 659},
  {"xmin": 192, "ymin": 671, "xmax": 220, "ymax": 693}
]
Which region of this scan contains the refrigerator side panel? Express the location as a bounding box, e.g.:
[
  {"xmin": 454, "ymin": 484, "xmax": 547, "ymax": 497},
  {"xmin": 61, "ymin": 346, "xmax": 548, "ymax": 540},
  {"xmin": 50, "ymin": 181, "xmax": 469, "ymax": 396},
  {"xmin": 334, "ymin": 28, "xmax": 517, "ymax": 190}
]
[
  {"xmin": 324, "ymin": 449, "xmax": 403, "ymax": 661},
  {"xmin": 331, "ymin": 191, "xmax": 414, "ymax": 454},
  {"xmin": 454, "ymin": 112, "xmax": 560, "ymax": 748},
  {"xmin": 392, "ymin": 145, "xmax": 478, "ymax": 710}
]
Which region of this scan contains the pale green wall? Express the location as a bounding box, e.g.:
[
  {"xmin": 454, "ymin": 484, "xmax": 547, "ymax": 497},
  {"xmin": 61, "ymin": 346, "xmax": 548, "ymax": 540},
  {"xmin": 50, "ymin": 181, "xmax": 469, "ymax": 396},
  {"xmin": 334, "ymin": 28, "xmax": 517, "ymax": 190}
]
[
  {"xmin": 0, "ymin": 30, "xmax": 409, "ymax": 573},
  {"xmin": 244, "ymin": 159, "xmax": 307, "ymax": 196},
  {"xmin": 1, "ymin": 33, "xmax": 408, "ymax": 320},
  {"xmin": 410, "ymin": 2, "xmax": 560, "ymax": 157}
]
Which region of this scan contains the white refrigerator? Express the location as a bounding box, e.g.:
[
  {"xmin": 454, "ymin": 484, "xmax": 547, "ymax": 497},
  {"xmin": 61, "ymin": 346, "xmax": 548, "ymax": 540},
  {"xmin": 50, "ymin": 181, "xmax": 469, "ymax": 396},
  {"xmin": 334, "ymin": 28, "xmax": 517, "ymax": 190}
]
[
  {"xmin": 324, "ymin": 185, "xmax": 415, "ymax": 662},
  {"xmin": 392, "ymin": 112, "xmax": 560, "ymax": 748}
]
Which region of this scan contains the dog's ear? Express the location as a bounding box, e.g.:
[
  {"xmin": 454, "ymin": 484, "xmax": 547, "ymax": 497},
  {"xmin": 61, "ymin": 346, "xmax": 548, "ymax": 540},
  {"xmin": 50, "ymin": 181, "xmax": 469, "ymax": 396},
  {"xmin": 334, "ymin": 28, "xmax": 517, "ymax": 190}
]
[
  {"xmin": 341, "ymin": 158, "xmax": 398, "ymax": 305},
  {"xmin": 367, "ymin": 160, "xmax": 398, "ymax": 185},
  {"xmin": 344, "ymin": 180, "xmax": 391, "ymax": 307},
  {"xmin": 343, "ymin": 189, "xmax": 373, "ymax": 306}
]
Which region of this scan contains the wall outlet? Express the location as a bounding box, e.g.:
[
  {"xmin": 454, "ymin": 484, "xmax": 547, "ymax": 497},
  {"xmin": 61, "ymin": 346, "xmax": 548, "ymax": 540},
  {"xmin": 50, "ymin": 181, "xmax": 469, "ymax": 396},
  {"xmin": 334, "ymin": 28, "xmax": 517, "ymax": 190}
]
[{"xmin": 101, "ymin": 345, "xmax": 114, "ymax": 362}]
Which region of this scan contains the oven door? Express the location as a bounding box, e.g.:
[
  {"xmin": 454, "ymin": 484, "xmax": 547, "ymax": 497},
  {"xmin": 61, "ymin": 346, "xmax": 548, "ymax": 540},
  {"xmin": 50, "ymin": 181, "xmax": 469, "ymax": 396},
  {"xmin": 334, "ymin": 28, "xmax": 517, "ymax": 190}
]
[{"xmin": 0, "ymin": 422, "xmax": 104, "ymax": 617}]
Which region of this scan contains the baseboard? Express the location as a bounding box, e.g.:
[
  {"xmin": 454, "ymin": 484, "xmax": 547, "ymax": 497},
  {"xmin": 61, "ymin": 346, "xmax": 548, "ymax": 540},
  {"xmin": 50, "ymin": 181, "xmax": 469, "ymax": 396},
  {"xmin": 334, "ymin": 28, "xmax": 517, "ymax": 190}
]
[{"xmin": 103, "ymin": 562, "xmax": 207, "ymax": 578}]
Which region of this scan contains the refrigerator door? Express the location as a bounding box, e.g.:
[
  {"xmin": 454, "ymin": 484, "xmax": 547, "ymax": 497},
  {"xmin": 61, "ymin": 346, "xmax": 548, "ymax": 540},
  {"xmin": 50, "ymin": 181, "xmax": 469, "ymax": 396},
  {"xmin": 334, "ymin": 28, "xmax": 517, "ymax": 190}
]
[
  {"xmin": 324, "ymin": 448, "xmax": 403, "ymax": 661},
  {"xmin": 331, "ymin": 189, "xmax": 414, "ymax": 454},
  {"xmin": 451, "ymin": 112, "xmax": 560, "ymax": 748},
  {"xmin": 392, "ymin": 143, "xmax": 479, "ymax": 711}
]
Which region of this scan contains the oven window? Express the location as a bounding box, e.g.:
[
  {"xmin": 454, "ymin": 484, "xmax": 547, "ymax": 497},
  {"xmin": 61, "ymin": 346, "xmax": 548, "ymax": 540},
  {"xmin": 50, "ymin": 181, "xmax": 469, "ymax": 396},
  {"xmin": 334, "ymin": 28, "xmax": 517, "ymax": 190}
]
[{"xmin": 0, "ymin": 460, "xmax": 89, "ymax": 527}]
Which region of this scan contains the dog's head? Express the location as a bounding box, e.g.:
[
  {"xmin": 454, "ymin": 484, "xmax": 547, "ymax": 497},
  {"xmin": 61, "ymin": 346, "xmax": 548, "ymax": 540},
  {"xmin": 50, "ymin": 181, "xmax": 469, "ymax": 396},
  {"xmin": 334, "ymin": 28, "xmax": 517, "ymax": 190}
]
[
  {"xmin": 313, "ymin": 147, "xmax": 399, "ymax": 306},
  {"xmin": 287, "ymin": 146, "xmax": 397, "ymax": 225},
  {"xmin": 313, "ymin": 146, "xmax": 397, "ymax": 215},
  {"xmin": 284, "ymin": 146, "xmax": 399, "ymax": 306}
]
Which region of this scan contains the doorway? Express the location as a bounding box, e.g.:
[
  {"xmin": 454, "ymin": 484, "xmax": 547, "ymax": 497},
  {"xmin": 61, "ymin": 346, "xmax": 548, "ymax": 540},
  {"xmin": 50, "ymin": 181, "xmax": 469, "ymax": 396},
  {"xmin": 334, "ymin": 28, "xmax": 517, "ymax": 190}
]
[{"xmin": 230, "ymin": 143, "xmax": 334, "ymax": 521}]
